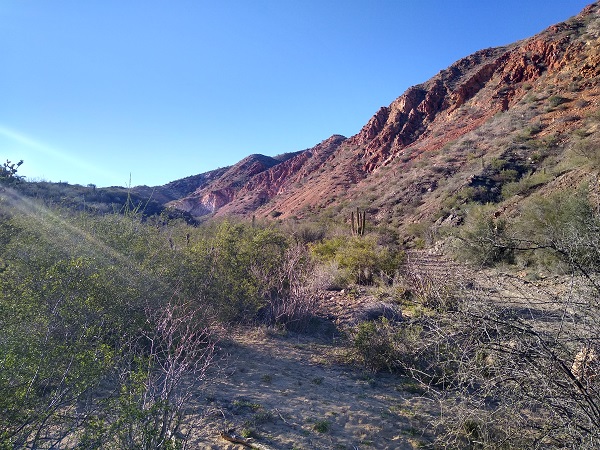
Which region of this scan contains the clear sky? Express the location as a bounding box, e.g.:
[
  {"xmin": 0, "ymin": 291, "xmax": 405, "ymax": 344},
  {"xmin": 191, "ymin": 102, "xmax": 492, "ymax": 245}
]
[{"xmin": 1, "ymin": 1, "xmax": 593, "ymax": 187}]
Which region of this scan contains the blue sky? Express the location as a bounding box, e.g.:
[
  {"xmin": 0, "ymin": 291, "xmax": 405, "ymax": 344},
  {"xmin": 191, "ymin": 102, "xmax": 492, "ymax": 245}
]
[{"xmin": 1, "ymin": 1, "xmax": 593, "ymax": 187}]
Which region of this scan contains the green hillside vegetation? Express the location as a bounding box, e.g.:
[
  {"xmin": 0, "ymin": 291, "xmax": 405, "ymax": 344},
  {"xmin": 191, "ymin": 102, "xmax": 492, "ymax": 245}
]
[{"xmin": 11, "ymin": 180, "xmax": 189, "ymax": 221}]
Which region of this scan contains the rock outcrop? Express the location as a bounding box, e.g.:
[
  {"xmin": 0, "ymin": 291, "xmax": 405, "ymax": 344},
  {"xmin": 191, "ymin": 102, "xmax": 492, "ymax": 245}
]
[{"xmin": 169, "ymin": 154, "xmax": 282, "ymax": 216}]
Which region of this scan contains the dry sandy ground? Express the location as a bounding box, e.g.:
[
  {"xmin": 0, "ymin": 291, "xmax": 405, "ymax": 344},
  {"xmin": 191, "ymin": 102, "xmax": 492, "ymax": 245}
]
[
  {"xmin": 185, "ymin": 326, "xmax": 435, "ymax": 450},
  {"xmin": 179, "ymin": 252, "xmax": 578, "ymax": 449}
]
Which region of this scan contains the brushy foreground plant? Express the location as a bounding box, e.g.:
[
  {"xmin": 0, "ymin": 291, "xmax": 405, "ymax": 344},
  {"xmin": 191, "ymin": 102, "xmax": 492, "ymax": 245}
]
[
  {"xmin": 425, "ymin": 186, "xmax": 600, "ymax": 448},
  {"xmin": 0, "ymin": 189, "xmax": 325, "ymax": 448},
  {"xmin": 310, "ymin": 234, "xmax": 404, "ymax": 286},
  {"xmin": 0, "ymin": 190, "xmax": 217, "ymax": 449},
  {"xmin": 179, "ymin": 219, "xmax": 318, "ymax": 328}
]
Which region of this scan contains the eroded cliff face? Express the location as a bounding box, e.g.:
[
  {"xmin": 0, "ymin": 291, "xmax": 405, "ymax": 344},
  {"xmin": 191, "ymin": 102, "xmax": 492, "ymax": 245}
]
[
  {"xmin": 168, "ymin": 154, "xmax": 281, "ymax": 215},
  {"xmin": 168, "ymin": 2, "xmax": 600, "ymax": 220},
  {"xmin": 235, "ymin": 136, "xmax": 346, "ymax": 199},
  {"xmin": 349, "ymin": 7, "xmax": 600, "ymax": 174},
  {"xmin": 213, "ymin": 135, "xmax": 347, "ymax": 217},
  {"xmin": 167, "ymin": 137, "xmax": 348, "ymax": 217}
]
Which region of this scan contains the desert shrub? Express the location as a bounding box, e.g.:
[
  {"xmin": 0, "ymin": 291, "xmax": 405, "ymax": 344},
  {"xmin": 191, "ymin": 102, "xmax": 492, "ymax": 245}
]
[
  {"xmin": 179, "ymin": 220, "xmax": 320, "ymax": 328},
  {"xmin": 0, "ymin": 160, "xmax": 23, "ymax": 184},
  {"xmin": 350, "ymin": 318, "xmax": 420, "ymax": 373},
  {"xmin": 352, "ymin": 319, "xmax": 395, "ymax": 372},
  {"xmin": 405, "ymin": 222, "xmax": 427, "ymax": 244},
  {"xmin": 530, "ymin": 133, "xmax": 560, "ymax": 152},
  {"xmin": 289, "ymin": 221, "xmax": 326, "ymax": 243},
  {"xmin": 264, "ymin": 242, "xmax": 319, "ymax": 330},
  {"xmin": 425, "ymin": 283, "xmax": 600, "ymax": 449},
  {"xmin": 456, "ymin": 204, "xmax": 514, "ymax": 267},
  {"xmin": 0, "ymin": 194, "xmax": 215, "ymax": 448},
  {"xmin": 573, "ymin": 134, "xmax": 600, "ymax": 169},
  {"xmin": 310, "ymin": 235, "xmax": 403, "ymax": 285},
  {"xmin": 185, "ymin": 220, "xmax": 290, "ymax": 323},
  {"xmin": 455, "ymin": 184, "xmax": 497, "ymax": 204},
  {"xmin": 458, "ymin": 187, "xmax": 600, "ymax": 273},
  {"xmin": 548, "ymin": 95, "xmax": 569, "ymax": 108},
  {"xmin": 489, "ymin": 158, "xmax": 509, "ymax": 171},
  {"xmin": 312, "ymin": 420, "xmax": 331, "ymax": 433},
  {"xmin": 349, "ymin": 310, "xmax": 476, "ymax": 387},
  {"xmin": 81, "ymin": 299, "xmax": 215, "ymax": 450},
  {"xmin": 336, "ymin": 237, "xmax": 394, "ymax": 284},
  {"xmin": 495, "ymin": 168, "xmax": 519, "ymax": 183},
  {"xmin": 501, "ymin": 170, "xmax": 553, "ymax": 199},
  {"xmin": 513, "ymin": 188, "xmax": 600, "ymax": 273},
  {"xmin": 309, "ymin": 237, "xmax": 356, "ymax": 287},
  {"xmin": 523, "ymin": 121, "xmax": 544, "ymax": 136},
  {"xmin": 401, "ymin": 257, "xmax": 463, "ymax": 312},
  {"xmin": 305, "ymin": 260, "xmax": 347, "ymax": 291},
  {"xmin": 443, "ymin": 188, "xmax": 600, "ymax": 444}
]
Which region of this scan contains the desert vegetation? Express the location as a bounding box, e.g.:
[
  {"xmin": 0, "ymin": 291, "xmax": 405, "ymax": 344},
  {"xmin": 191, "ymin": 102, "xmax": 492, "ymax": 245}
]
[
  {"xmin": 4, "ymin": 163, "xmax": 600, "ymax": 449},
  {"xmin": 0, "ymin": 197, "xmax": 312, "ymax": 447},
  {"xmin": 1, "ymin": 174, "xmax": 406, "ymax": 448},
  {"xmin": 0, "ymin": 189, "xmax": 215, "ymax": 448},
  {"xmin": 2, "ymin": 4, "xmax": 599, "ymax": 447}
]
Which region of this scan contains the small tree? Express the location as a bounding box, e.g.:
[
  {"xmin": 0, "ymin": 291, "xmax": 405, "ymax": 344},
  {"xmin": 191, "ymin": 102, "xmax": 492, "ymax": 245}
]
[{"xmin": 0, "ymin": 160, "xmax": 23, "ymax": 184}]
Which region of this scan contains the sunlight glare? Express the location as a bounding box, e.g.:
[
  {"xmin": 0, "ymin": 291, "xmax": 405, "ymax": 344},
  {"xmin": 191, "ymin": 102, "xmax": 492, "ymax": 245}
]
[
  {"xmin": 0, "ymin": 186, "xmax": 155, "ymax": 287},
  {"xmin": 0, "ymin": 125, "xmax": 123, "ymax": 186}
]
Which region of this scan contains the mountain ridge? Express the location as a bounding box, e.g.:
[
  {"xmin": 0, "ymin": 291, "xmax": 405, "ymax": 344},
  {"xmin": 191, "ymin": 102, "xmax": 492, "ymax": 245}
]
[{"xmin": 155, "ymin": 2, "xmax": 599, "ymax": 229}]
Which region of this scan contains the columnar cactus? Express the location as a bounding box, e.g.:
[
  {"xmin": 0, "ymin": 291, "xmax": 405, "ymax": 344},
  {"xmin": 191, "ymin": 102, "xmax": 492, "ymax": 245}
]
[{"xmin": 351, "ymin": 208, "xmax": 366, "ymax": 236}]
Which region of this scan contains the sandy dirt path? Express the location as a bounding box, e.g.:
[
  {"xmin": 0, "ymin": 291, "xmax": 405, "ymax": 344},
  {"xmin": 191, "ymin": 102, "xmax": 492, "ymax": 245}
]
[{"xmin": 186, "ymin": 327, "xmax": 435, "ymax": 450}]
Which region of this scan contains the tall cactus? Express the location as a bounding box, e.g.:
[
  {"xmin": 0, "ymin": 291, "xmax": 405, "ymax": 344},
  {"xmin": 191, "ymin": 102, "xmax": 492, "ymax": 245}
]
[{"xmin": 351, "ymin": 208, "xmax": 366, "ymax": 236}]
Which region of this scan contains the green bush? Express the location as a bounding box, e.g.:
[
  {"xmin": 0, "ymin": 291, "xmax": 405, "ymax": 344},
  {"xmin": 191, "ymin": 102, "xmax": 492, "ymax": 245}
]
[
  {"xmin": 456, "ymin": 204, "xmax": 514, "ymax": 267},
  {"xmin": 513, "ymin": 188, "xmax": 600, "ymax": 273},
  {"xmin": 496, "ymin": 168, "xmax": 519, "ymax": 183},
  {"xmin": 548, "ymin": 95, "xmax": 569, "ymax": 108},
  {"xmin": 0, "ymin": 200, "xmax": 213, "ymax": 448},
  {"xmin": 313, "ymin": 420, "xmax": 331, "ymax": 433},
  {"xmin": 574, "ymin": 135, "xmax": 600, "ymax": 169},
  {"xmin": 310, "ymin": 235, "xmax": 403, "ymax": 285},
  {"xmin": 501, "ymin": 170, "xmax": 553, "ymax": 199},
  {"xmin": 458, "ymin": 187, "xmax": 600, "ymax": 273},
  {"xmin": 185, "ymin": 220, "xmax": 291, "ymax": 323},
  {"xmin": 0, "ymin": 194, "xmax": 315, "ymax": 446},
  {"xmin": 489, "ymin": 158, "xmax": 508, "ymax": 171},
  {"xmin": 352, "ymin": 319, "xmax": 399, "ymax": 372},
  {"xmin": 350, "ymin": 318, "xmax": 421, "ymax": 373}
]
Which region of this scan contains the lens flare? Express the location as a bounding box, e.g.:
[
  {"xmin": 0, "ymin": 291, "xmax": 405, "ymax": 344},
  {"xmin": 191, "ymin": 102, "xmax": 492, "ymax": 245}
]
[
  {"xmin": 0, "ymin": 125, "xmax": 123, "ymax": 186},
  {"xmin": 0, "ymin": 186, "xmax": 156, "ymax": 286}
]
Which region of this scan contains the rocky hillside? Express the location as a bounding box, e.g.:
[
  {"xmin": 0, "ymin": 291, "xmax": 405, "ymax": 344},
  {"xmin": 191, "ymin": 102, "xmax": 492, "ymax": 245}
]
[
  {"xmin": 165, "ymin": 2, "xmax": 600, "ymax": 229},
  {"xmin": 167, "ymin": 141, "xmax": 346, "ymax": 217}
]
